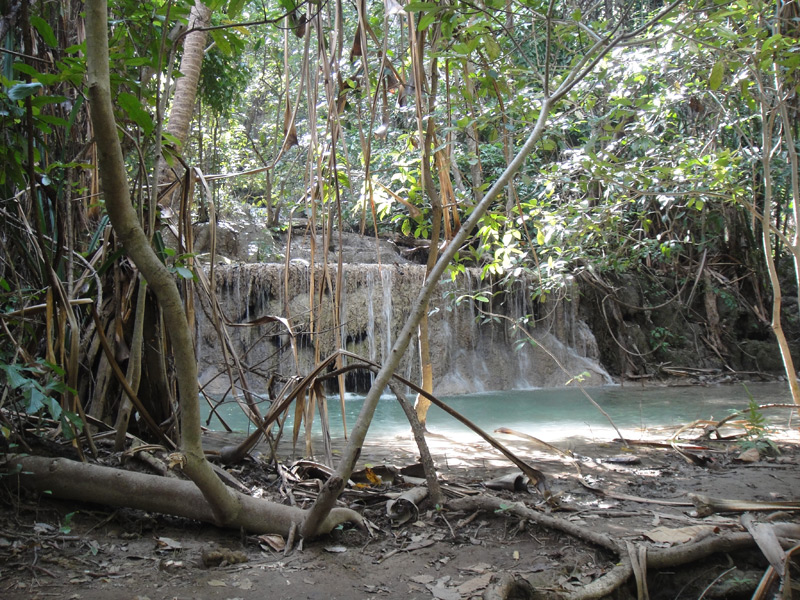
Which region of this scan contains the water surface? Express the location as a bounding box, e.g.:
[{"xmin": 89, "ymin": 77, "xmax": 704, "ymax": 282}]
[{"xmin": 203, "ymin": 382, "xmax": 796, "ymax": 443}]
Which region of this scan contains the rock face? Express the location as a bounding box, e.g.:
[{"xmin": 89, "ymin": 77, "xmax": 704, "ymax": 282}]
[{"xmin": 194, "ymin": 262, "xmax": 611, "ymax": 397}]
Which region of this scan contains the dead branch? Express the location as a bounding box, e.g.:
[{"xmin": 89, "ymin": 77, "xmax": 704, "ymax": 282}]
[{"xmin": 448, "ymin": 493, "xmax": 800, "ymax": 600}]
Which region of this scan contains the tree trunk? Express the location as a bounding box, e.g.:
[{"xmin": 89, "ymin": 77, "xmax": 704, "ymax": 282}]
[
  {"xmin": 758, "ymin": 97, "xmax": 800, "ymax": 405},
  {"xmin": 159, "ymin": 0, "xmax": 211, "ymax": 210},
  {"xmin": 84, "ymin": 0, "xmax": 360, "ymax": 537},
  {"xmin": 411, "ymin": 26, "xmax": 441, "ymax": 429},
  {"xmin": 166, "ymin": 1, "xmax": 210, "ymax": 149}
]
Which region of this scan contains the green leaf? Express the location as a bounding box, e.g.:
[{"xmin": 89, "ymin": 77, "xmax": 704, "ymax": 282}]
[
  {"xmin": 405, "ymin": 2, "xmax": 440, "ymax": 12},
  {"xmin": 13, "ymin": 63, "xmax": 60, "ymax": 85},
  {"xmin": 0, "ymin": 277, "xmax": 10, "ymax": 291},
  {"xmin": 708, "ymin": 60, "xmax": 725, "ymax": 90},
  {"xmin": 175, "ymin": 266, "xmax": 194, "ymax": 280},
  {"xmin": 8, "ymin": 82, "xmax": 43, "ymax": 101},
  {"xmin": 61, "ymin": 412, "xmax": 84, "ymax": 440},
  {"xmin": 540, "ymin": 138, "xmax": 556, "ymax": 151},
  {"xmin": 227, "ymin": 0, "xmax": 246, "ymax": 18},
  {"xmin": 484, "ymin": 35, "xmax": 500, "ymax": 61},
  {"xmin": 26, "ymin": 387, "xmax": 47, "ymax": 414},
  {"xmin": 418, "ymin": 13, "xmax": 437, "ymax": 31},
  {"xmin": 117, "ymin": 92, "xmax": 154, "ymax": 135},
  {"xmin": 210, "ymin": 29, "xmax": 233, "ymax": 56},
  {"xmin": 0, "ymin": 364, "xmax": 27, "ymax": 389},
  {"xmin": 45, "ymin": 396, "xmax": 62, "ymax": 421},
  {"xmin": 30, "ymin": 95, "xmax": 68, "ymax": 107},
  {"xmin": 62, "ymin": 411, "xmax": 84, "ymax": 432},
  {"xmin": 31, "ymin": 16, "xmax": 58, "ymax": 47}
]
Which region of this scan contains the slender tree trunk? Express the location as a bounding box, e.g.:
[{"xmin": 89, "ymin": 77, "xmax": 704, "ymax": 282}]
[
  {"xmin": 411, "ymin": 23, "xmax": 441, "ymax": 429},
  {"xmin": 463, "ymin": 60, "xmax": 483, "ymax": 203},
  {"xmin": 166, "ymin": 1, "xmax": 210, "ymax": 149},
  {"xmin": 84, "ymin": 0, "xmax": 361, "ymax": 536},
  {"xmin": 301, "ymin": 99, "xmax": 557, "ymax": 538},
  {"xmin": 86, "ymin": 0, "xmax": 240, "ymax": 525},
  {"xmin": 758, "ymin": 97, "xmax": 800, "ymax": 405},
  {"xmin": 159, "ymin": 0, "xmax": 211, "ymax": 210}
]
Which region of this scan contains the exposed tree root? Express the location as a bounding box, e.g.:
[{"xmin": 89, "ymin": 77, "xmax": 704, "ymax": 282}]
[
  {"xmin": 448, "ymin": 494, "xmax": 800, "ymax": 600},
  {"xmin": 4, "ymin": 455, "xmax": 362, "ymax": 537}
]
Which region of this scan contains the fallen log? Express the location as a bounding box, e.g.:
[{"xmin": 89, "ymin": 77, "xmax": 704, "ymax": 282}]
[{"xmin": 3, "ymin": 455, "xmax": 362, "ymax": 537}]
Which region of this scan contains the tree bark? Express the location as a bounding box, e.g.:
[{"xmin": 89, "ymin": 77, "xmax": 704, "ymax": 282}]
[
  {"xmin": 165, "ymin": 1, "xmax": 210, "ymax": 150},
  {"xmin": 157, "ymin": 0, "xmax": 211, "ymax": 211}
]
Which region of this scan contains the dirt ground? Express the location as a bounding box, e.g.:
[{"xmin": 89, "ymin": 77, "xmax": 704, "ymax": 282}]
[{"xmin": 2, "ymin": 412, "xmax": 800, "ymax": 600}]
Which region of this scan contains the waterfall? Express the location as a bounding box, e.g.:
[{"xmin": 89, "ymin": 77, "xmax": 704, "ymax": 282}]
[
  {"xmin": 366, "ymin": 269, "xmax": 377, "ymax": 366},
  {"xmin": 381, "ymin": 268, "xmax": 393, "ymax": 363},
  {"xmin": 195, "ymin": 263, "xmax": 611, "ymax": 397}
]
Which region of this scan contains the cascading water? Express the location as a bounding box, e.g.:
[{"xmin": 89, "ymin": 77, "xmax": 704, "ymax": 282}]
[{"xmin": 194, "ymin": 263, "xmax": 612, "ymax": 396}]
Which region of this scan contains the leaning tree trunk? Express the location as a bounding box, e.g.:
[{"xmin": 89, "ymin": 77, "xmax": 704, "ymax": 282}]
[
  {"xmin": 84, "ymin": 0, "xmax": 360, "ymax": 536},
  {"xmin": 758, "ymin": 88, "xmax": 800, "ymax": 406},
  {"xmin": 300, "ymin": 0, "xmax": 687, "ymax": 537}
]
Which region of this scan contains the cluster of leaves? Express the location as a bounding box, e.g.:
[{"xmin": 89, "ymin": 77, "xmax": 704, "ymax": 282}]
[
  {"xmin": 0, "ymin": 358, "xmax": 83, "ymax": 441},
  {"xmin": 738, "ymin": 397, "xmax": 779, "ymax": 456}
]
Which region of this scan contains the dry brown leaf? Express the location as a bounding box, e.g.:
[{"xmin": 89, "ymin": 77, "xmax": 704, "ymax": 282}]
[
  {"xmin": 457, "ymin": 573, "xmax": 493, "ymax": 595},
  {"xmin": 257, "ymin": 533, "xmax": 285, "ymax": 552},
  {"xmin": 644, "ymin": 525, "xmax": 717, "ymax": 544},
  {"xmin": 738, "ymin": 447, "xmax": 760, "ymax": 462}
]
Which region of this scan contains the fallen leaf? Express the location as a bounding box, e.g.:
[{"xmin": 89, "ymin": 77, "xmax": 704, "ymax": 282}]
[
  {"xmin": 237, "ymin": 578, "xmax": 253, "ymax": 590},
  {"xmin": 365, "ymin": 466, "xmax": 383, "ymax": 485},
  {"xmin": 411, "ymin": 575, "xmax": 435, "ymax": 584},
  {"xmin": 207, "ymin": 579, "xmax": 227, "ymax": 587},
  {"xmin": 457, "ymin": 573, "xmax": 493, "ymax": 594},
  {"xmin": 324, "ymin": 545, "xmax": 347, "ymax": 553},
  {"xmin": 644, "ymin": 525, "xmax": 717, "ymax": 545},
  {"xmin": 405, "ymin": 539, "xmax": 436, "ymax": 552},
  {"xmin": 34, "ymin": 522, "xmax": 57, "ymax": 534},
  {"xmin": 738, "ymin": 447, "xmax": 760, "ymax": 462},
  {"xmin": 462, "ymin": 562, "xmax": 492, "ymax": 573},
  {"xmin": 427, "ymin": 584, "xmax": 460, "ymax": 600},
  {"xmin": 257, "ymin": 534, "xmax": 285, "ymax": 552},
  {"xmin": 154, "ymin": 536, "xmax": 182, "ymax": 551}
]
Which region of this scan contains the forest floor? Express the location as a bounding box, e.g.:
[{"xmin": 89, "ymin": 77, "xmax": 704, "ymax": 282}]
[{"xmin": 2, "ymin": 400, "xmax": 799, "ymax": 600}]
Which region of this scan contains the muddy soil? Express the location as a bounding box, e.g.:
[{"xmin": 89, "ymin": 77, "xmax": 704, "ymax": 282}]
[{"xmin": 2, "ymin": 418, "xmax": 799, "ymax": 600}]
